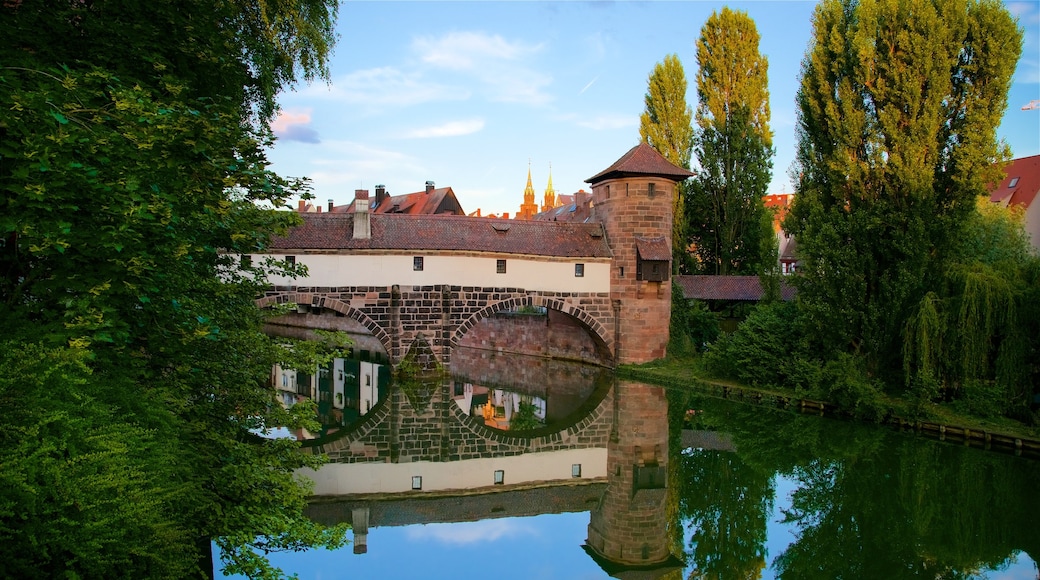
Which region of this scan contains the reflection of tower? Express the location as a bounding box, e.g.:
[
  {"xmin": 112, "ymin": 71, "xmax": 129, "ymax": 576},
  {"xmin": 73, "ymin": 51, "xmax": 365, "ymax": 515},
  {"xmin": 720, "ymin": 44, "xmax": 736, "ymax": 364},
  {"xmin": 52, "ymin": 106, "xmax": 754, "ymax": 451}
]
[
  {"xmin": 518, "ymin": 162, "xmax": 539, "ymax": 220},
  {"xmin": 587, "ymin": 143, "xmax": 695, "ymax": 363},
  {"xmin": 584, "ymin": 380, "xmax": 683, "ymax": 578}
]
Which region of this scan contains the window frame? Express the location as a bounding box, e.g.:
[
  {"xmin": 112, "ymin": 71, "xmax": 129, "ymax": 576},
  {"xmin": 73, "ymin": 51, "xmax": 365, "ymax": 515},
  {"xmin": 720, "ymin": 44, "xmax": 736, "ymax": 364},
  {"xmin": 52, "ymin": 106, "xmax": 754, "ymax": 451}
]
[
  {"xmin": 496, "ymin": 259, "xmax": 507, "ymax": 274},
  {"xmin": 413, "ymin": 256, "xmax": 424, "ymax": 271}
]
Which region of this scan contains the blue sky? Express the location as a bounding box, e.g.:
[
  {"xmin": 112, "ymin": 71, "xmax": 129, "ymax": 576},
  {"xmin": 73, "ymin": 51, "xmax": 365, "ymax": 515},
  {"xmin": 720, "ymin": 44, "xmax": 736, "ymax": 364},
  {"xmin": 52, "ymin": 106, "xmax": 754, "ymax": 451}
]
[{"xmin": 269, "ymin": 0, "xmax": 1040, "ymax": 217}]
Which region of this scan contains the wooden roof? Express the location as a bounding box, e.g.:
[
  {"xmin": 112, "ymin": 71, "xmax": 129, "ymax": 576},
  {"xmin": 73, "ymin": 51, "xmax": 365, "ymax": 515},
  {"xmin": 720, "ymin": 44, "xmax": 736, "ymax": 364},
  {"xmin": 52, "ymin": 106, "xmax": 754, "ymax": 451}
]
[{"xmin": 674, "ymin": 275, "xmax": 796, "ymax": 302}]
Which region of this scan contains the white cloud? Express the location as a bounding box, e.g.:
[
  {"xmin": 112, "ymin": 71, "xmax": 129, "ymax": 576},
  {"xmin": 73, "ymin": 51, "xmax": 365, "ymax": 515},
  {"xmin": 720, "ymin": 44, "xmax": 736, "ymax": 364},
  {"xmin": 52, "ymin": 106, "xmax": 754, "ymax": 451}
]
[
  {"xmin": 412, "ymin": 31, "xmax": 553, "ymax": 106},
  {"xmin": 405, "ymin": 519, "xmax": 536, "ymax": 546},
  {"xmin": 292, "ymin": 141, "xmax": 425, "ymax": 191},
  {"xmin": 301, "ymin": 66, "xmax": 468, "ymax": 107},
  {"xmin": 271, "ymin": 110, "xmax": 320, "ymax": 143},
  {"xmin": 404, "ymin": 118, "xmax": 486, "ymax": 139},
  {"xmin": 414, "ymin": 31, "xmax": 544, "ymax": 71}
]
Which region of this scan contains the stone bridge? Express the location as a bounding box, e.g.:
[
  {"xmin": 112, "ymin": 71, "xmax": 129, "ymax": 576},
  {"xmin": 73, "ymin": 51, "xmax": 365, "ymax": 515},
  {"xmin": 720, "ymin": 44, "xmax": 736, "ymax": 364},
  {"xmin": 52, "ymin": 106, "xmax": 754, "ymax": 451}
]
[{"xmin": 257, "ymin": 284, "xmax": 617, "ymax": 366}]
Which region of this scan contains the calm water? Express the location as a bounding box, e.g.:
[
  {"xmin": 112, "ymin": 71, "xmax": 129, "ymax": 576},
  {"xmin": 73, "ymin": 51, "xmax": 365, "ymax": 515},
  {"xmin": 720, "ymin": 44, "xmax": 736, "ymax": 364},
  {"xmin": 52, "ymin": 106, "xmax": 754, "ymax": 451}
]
[{"xmin": 219, "ymin": 352, "xmax": 1040, "ymax": 579}]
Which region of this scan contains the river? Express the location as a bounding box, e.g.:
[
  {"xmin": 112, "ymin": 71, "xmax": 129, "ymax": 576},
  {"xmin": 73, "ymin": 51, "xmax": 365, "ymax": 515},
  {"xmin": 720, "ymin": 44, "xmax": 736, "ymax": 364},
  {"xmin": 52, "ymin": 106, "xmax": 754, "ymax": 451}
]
[{"xmin": 218, "ymin": 350, "xmax": 1040, "ymax": 579}]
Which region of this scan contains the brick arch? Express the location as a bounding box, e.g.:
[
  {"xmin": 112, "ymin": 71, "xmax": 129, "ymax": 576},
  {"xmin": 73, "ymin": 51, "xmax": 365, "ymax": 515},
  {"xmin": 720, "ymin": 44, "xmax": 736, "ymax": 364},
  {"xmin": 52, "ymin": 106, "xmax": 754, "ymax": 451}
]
[
  {"xmin": 449, "ymin": 295, "xmax": 613, "ymax": 355},
  {"xmin": 445, "ymin": 376, "xmax": 613, "ymax": 448},
  {"xmin": 255, "ymin": 292, "xmax": 393, "ymax": 359}
]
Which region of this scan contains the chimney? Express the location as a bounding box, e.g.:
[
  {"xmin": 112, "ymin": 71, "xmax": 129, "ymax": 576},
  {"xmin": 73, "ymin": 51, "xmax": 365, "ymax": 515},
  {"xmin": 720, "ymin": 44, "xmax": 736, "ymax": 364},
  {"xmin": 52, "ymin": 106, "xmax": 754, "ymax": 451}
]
[
  {"xmin": 502, "ymin": 212, "xmax": 510, "ymax": 220},
  {"xmin": 425, "ymin": 180, "xmax": 435, "ymax": 194},
  {"xmin": 298, "ymin": 199, "xmax": 306, "ymax": 212},
  {"xmin": 375, "ymin": 184, "xmax": 387, "ymax": 207},
  {"xmin": 353, "ymin": 189, "xmax": 371, "ymax": 239},
  {"xmin": 575, "ymin": 189, "xmax": 587, "ymax": 208},
  {"xmin": 328, "ymin": 199, "xmax": 334, "ymax": 212}
]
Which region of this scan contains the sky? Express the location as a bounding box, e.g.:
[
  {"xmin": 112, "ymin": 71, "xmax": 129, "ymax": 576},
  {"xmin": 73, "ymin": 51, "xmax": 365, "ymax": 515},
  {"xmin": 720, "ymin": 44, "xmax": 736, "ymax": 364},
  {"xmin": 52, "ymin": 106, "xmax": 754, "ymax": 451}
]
[{"xmin": 268, "ymin": 0, "xmax": 1040, "ymax": 217}]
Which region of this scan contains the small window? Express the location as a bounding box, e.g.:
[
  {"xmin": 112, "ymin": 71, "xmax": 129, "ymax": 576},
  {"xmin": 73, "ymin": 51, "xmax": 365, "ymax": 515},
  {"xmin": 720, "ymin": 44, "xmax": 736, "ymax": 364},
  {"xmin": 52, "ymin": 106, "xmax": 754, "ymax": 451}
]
[
  {"xmin": 572, "ymin": 464, "xmax": 582, "ymax": 478},
  {"xmin": 1008, "ymin": 177, "xmax": 1020, "ymax": 187},
  {"xmin": 494, "ymin": 470, "xmax": 505, "ymax": 485},
  {"xmin": 413, "ymin": 256, "xmax": 424, "ymax": 271},
  {"xmin": 575, "ymin": 263, "xmax": 584, "ymax": 277},
  {"xmin": 619, "ymin": 266, "xmax": 625, "ymax": 278},
  {"xmin": 412, "ymin": 476, "xmax": 422, "ymax": 490},
  {"xmin": 496, "ymin": 259, "xmax": 507, "ymax": 274},
  {"xmin": 605, "ymin": 184, "xmax": 610, "ymax": 198},
  {"xmin": 240, "ymin": 254, "xmax": 252, "ymax": 269},
  {"xmin": 647, "ymin": 182, "xmax": 656, "ymax": 197},
  {"xmin": 285, "ymin": 255, "xmax": 296, "ymax": 266}
]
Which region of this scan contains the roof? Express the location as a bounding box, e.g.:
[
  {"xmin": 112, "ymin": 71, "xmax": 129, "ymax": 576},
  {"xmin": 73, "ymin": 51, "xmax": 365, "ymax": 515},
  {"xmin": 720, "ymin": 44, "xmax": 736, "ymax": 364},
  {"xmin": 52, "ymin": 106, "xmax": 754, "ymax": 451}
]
[
  {"xmin": 330, "ymin": 187, "xmax": 465, "ymax": 216},
  {"xmin": 674, "ymin": 275, "xmax": 797, "ymax": 302},
  {"xmin": 586, "ymin": 142, "xmax": 696, "ymax": 185},
  {"xmin": 635, "ymin": 237, "xmax": 671, "ymax": 261},
  {"xmin": 989, "ymin": 155, "xmax": 1040, "ymax": 210},
  {"xmin": 270, "ymin": 213, "xmax": 613, "ymax": 258}
]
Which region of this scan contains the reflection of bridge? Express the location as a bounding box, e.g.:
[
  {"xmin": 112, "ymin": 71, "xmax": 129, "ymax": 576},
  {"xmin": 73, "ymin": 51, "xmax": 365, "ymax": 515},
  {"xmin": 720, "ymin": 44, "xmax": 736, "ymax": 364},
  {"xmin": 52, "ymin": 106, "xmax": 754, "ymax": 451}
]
[
  {"xmin": 302, "ymin": 357, "xmax": 614, "ymax": 465},
  {"xmin": 300, "ymin": 379, "xmax": 685, "ymax": 576}
]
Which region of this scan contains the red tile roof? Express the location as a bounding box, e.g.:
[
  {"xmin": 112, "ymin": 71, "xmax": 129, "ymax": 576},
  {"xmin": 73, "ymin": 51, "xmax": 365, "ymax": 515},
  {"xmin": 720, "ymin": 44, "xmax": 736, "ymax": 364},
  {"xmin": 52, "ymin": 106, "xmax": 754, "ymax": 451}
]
[
  {"xmin": 675, "ymin": 275, "xmax": 796, "ymax": 301},
  {"xmin": 586, "ymin": 142, "xmax": 696, "ymax": 185},
  {"xmin": 989, "ymin": 155, "xmax": 1040, "ymax": 210},
  {"xmin": 270, "ymin": 213, "xmax": 613, "ymax": 258},
  {"xmin": 330, "ymin": 187, "xmax": 465, "ymax": 216}
]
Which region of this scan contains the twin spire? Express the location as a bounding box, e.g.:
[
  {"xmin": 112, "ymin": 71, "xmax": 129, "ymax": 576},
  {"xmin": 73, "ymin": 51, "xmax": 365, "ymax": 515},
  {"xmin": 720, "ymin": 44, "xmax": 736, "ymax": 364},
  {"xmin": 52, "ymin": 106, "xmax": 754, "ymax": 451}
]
[{"xmin": 518, "ymin": 161, "xmax": 558, "ymax": 219}]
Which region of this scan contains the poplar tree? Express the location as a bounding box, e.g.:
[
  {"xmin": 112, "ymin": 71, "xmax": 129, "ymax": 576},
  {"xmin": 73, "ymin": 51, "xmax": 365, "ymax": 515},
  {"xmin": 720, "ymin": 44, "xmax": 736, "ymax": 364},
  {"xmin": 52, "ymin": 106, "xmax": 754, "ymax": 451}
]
[
  {"xmin": 687, "ymin": 7, "xmax": 775, "ymax": 276},
  {"xmin": 786, "ymin": 0, "xmax": 1022, "ymax": 378},
  {"xmin": 639, "ymin": 54, "xmax": 695, "ymax": 271}
]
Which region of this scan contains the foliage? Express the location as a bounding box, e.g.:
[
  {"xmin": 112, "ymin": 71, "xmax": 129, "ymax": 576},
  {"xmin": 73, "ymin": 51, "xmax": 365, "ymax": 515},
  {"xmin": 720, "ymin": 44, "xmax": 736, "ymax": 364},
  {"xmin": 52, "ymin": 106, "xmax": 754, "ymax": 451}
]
[
  {"xmin": 509, "ymin": 399, "xmax": 544, "ymax": 432},
  {"xmin": 703, "ymin": 301, "xmax": 821, "ymax": 392},
  {"xmin": 639, "ymin": 54, "xmax": 695, "ymax": 272},
  {"xmin": 669, "ymin": 282, "xmax": 719, "ymax": 355},
  {"xmin": 687, "ymin": 7, "xmax": 775, "ymax": 276},
  {"xmin": 786, "ymin": 0, "xmax": 1022, "ymax": 380},
  {"xmin": 1, "ymin": 0, "xmax": 348, "ymax": 577},
  {"xmin": 903, "ymin": 199, "xmax": 1040, "ymax": 419}
]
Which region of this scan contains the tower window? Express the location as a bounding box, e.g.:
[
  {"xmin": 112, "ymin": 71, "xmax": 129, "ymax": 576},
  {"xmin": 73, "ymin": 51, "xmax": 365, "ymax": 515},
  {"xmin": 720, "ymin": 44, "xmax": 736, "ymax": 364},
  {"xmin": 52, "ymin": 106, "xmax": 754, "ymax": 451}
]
[
  {"xmin": 647, "ymin": 182, "xmax": 656, "ymax": 198},
  {"xmin": 619, "ymin": 266, "xmax": 625, "ymax": 278},
  {"xmin": 496, "ymin": 259, "xmax": 507, "ymax": 274}
]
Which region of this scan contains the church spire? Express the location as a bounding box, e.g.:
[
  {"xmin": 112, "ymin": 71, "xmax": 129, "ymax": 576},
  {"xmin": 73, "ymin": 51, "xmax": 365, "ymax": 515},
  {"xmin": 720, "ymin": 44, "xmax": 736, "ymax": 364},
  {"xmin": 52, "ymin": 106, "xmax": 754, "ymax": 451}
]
[
  {"xmin": 518, "ymin": 160, "xmax": 539, "ymax": 220},
  {"xmin": 542, "ymin": 163, "xmax": 557, "ymax": 212}
]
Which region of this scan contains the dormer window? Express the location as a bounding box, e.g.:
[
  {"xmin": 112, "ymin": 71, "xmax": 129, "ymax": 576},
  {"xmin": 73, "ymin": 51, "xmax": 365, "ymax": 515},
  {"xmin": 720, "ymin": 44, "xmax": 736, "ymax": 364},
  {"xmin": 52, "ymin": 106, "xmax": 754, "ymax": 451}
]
[{"xmin": 1008, "ymin": 177, "xmax": 1019, "ymax": 187}]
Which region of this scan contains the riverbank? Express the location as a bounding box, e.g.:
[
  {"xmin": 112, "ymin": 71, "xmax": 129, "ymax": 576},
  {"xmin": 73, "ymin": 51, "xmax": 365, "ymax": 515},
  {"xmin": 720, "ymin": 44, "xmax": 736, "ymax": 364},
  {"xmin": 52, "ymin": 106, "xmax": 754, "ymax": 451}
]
[{"xmin": 620, "ymin": 355, "xmax": 1040, "ymax": 458}]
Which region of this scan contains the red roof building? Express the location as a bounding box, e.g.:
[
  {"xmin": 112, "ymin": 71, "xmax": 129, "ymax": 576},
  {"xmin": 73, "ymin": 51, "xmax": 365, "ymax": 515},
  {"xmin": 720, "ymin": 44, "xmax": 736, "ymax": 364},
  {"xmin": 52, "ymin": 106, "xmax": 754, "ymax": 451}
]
[{"xmin": 989, "ymin": 155, "xmax": 1040, "ymax": 251}]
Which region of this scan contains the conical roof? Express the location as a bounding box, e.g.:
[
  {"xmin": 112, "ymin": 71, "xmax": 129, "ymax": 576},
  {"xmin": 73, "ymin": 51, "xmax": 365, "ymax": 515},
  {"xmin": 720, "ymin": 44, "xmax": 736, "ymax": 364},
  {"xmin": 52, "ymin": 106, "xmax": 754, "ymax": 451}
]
[{"xmin": 586, "ymin": 142, "xmax": 695, "ymax": 185}]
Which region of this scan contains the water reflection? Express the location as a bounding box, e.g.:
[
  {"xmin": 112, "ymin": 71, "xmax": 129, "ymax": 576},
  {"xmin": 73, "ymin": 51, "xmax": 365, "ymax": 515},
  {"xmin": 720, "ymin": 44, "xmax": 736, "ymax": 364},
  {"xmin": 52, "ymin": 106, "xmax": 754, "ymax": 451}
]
[{"xmin": 228, "ymin": 363, "xmax": 1040, "ymax": 579}]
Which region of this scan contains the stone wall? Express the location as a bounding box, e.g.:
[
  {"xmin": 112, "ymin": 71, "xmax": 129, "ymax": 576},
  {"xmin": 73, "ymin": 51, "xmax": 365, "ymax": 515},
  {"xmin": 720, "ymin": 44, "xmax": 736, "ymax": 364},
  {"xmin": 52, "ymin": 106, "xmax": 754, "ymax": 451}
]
[{"xmin": 455, "ymin": 310, "xmax": 611, "ymax": 365}]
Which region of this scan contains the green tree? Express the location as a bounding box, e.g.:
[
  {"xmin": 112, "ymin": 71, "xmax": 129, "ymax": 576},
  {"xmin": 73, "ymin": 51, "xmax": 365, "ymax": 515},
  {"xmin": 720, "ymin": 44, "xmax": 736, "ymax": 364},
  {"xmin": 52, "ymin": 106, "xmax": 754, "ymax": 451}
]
[
  {"xmin": 639, "ymin": 54, "xmax": 695, "ymax": 272},
  {"xmin": 1, "ymin": 1, "xmax": 348, "ymax": 577},
  {"xmin": 787, "ymin": 0, "xmax": 1022, "ymax": 380},
  {"xmin": 687, "ymin": 8, "xmax": 775, "ymax": 276}
]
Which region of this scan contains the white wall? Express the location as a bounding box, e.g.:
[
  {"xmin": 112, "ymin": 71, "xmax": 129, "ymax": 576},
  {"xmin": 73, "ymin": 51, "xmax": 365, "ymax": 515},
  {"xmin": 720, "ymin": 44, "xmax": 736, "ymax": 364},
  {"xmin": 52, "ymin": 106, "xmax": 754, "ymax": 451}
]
[
  {"xmin": 258, "ymin": 253, "xmax": 611, "ymax": 293},
  {"xmin": 299, "ymin": 447, "xmax": 607, "ymax": 495}
]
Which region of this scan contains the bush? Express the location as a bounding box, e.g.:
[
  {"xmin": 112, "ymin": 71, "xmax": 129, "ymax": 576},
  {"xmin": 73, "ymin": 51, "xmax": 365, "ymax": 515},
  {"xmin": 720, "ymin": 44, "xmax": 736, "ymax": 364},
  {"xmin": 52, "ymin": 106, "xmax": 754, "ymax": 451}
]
[
  {"xmin": 670, "ymin": 285, "xmax": 720, "ymax": 355},
  {"xmin": 703, "ymin": 301, "xmax": 807, "ymax": 387}
]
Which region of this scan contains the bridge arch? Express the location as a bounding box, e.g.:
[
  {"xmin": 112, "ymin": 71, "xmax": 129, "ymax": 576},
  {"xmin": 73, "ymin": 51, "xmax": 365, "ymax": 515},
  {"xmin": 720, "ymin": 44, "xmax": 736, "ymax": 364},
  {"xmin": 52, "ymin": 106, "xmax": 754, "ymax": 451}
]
[
  {"xmin": 449, "ymin": 295, "xmax": 614, "ymax": 357},
  {"xmin": 256, "ymin": 293, "xmax": 394, "ymax": 359}
]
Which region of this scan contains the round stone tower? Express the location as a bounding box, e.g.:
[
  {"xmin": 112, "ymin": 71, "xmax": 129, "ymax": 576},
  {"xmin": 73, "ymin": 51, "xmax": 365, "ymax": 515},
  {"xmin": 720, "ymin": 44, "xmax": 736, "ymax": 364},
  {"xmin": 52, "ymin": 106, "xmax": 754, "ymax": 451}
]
[{"xmin": 586, "ymin": 143, "xmax": 695, "ymax": 364}]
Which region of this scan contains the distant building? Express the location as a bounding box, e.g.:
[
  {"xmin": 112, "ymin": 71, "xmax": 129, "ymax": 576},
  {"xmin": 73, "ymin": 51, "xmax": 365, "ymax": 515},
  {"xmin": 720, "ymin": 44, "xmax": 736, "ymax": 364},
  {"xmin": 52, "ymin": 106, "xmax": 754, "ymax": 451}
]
[
  {"xmin": 517, "ymin": 164, "xmax": 559, "ymax": 220},
  {"xmin": 302, "ymin": 182, "xmax": 466, "ymax": 216},
  {"xmin": 532, "ymin": 189, "xmax": 592, "ymax": 223},
  {"xmin": 763, "ymin": 192, "xmax": 798, "ymax": 274},
  {"xmin": 989, "ymin": 154, "xmax": 1040, "ymax": 252}
]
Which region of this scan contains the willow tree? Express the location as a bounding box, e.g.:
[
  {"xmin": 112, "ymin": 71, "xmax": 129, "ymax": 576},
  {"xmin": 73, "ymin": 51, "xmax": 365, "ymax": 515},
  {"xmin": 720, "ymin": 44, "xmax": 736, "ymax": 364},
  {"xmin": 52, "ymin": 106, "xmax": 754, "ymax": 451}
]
[
  {"xmin": 687, "ymin": 8, "xmax": 775, "ymax": 276},
  {"xmin": 787, "ymin": 0, "xmax": 1022, "ymax": 381},
  {"xmin": 639, "ymin": 54, "xmax": 695, "ymax": 272},
  {"xmin": 1, "ymin": 1, "xmax": 347, "ymax": 577}
]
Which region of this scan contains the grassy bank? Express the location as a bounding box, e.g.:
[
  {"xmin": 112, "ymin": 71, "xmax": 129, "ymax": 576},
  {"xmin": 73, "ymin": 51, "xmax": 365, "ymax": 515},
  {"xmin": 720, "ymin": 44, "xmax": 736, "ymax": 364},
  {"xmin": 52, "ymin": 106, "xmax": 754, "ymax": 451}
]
[{"xmin": 620, "ymin": 354, "xmax": 1040, "ymax": 444}]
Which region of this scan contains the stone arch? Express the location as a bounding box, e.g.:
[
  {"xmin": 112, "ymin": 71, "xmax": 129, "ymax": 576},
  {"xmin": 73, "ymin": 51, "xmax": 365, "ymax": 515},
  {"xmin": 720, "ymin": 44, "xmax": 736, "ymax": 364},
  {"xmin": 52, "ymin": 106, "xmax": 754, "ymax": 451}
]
[
  {"xmin": 256, "ymin": 292, "xmax": 393, "ymax": 360},
  {"xmin": 449, "ymin": 294, "xmax": 613, "ymax": 356},
  {"xmin": 445, "ymin": 375, "xmax": 613, "ymax": 450}
]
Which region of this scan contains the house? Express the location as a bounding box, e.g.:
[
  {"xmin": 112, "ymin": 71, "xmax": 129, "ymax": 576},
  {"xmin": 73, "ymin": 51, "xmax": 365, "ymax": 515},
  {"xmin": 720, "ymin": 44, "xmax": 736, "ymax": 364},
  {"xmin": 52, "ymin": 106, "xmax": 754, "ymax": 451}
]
[
  {"xmin": 989, "ymin": 154, "xmax": 1040, "ymax": 251},
  {"xmin": 531, "ymin": 190, "xmax": 593, "ymax": 223},
  {"xmin": 303, "ymin": 182, "xmax": 467, "ymax": 216}
]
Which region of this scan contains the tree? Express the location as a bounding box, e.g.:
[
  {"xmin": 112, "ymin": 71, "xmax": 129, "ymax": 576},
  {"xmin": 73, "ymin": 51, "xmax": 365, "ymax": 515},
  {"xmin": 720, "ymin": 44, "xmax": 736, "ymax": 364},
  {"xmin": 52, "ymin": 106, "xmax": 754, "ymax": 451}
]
[
  {"xmin": 687, "ymin": 8, "xmax": 775, "ymax": 276},
  {"xmin": 786, "ymin": 0, "xmax": 1022, "ymax": 379},
  {"xmin": 639, "ymin": 54, "xmax": 695, "ymax": 272},
  {"xmin": 1, "ymin": 1, "xmax": 348, "ymax": 576}
]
